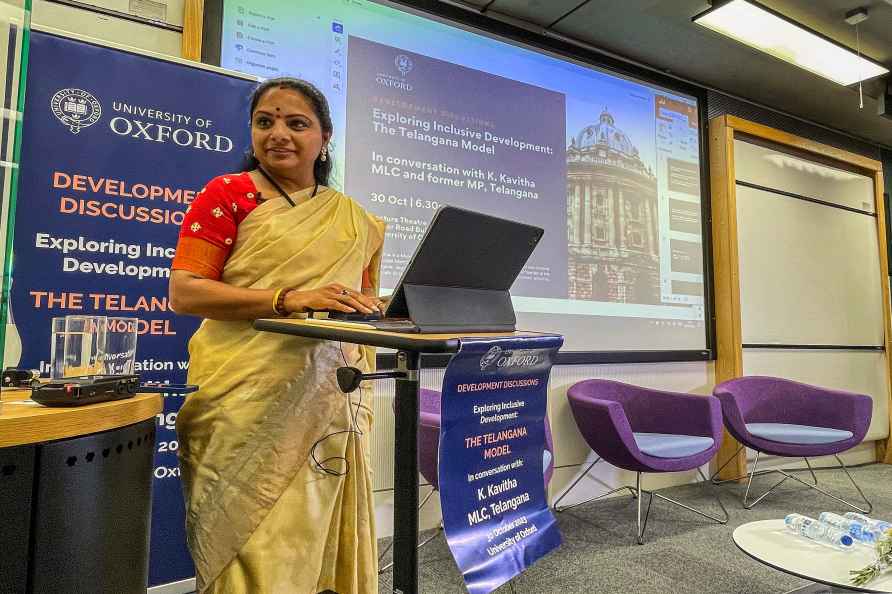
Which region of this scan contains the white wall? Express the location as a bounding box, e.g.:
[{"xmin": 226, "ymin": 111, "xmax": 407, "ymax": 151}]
[{"xmin": 32, "ymin": 0, "xmax": 182, "ymax": 57}]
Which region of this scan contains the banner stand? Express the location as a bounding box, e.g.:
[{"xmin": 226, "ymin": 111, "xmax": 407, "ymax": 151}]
[
  {"xmin": 9, "ymin": 29, "xmax": 256, "ymax": 588},
  {"xmin": 439, "ymin": 335, "xmax": 564, "ymax": 594}
]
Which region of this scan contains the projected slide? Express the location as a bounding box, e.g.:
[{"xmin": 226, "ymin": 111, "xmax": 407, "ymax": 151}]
[
  {"xmin": 345, "ymin": 37, "xmax": 565, "ymax": 297},
  {"xmin": 220, "ymin": 0, "xmax": 706, "ymax": 351}
]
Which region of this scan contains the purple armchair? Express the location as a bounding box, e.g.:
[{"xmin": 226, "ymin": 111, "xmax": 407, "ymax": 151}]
[
  {"xmin": 380, "ymin": 388, "xmax": 555, "ymax": 571},
  {"xmin": 712, "ymin": 376, "xmax": 873, "ymax": 512},
  {"xmin": 555, "ymin": 380, "xmax": 727, "ymax": 544}
]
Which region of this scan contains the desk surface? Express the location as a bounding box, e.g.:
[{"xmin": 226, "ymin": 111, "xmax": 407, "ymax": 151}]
[
  {"xmin": 255, "ymin": 317, "xmax": 557, "ymax": 352},
  {"xmin": 0, "ymin": 389, "xmax": 162, "ymax": 448},
  {"xmin": 733, "ymin": 519, "xmax": 892, "ymax": 593}
]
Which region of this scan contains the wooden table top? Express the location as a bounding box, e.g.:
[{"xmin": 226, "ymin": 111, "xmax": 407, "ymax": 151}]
[{"xmin": 0, "ymin": 388, "xmax": 162, "ymax": 448}]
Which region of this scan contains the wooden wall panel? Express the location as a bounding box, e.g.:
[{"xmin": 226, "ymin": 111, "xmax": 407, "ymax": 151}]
[
  {"xmin": 709, "ymin": 115, "xmax": 746, "ymax": 480},
  {"xmin": 182, "ymin": 0, "xmax": 204, "ymax": 61},
  {"xmin": 874, "ymin": 170, "xmax": 892, "ymax": 464}
]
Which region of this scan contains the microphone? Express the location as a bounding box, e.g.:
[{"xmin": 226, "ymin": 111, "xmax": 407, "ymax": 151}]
[
  {"xmin": 335, "ymin": 366, "xmax": 407, "ymax": 393},
  {"xmin": 336, "ymin": 366, "xmax": 364, "ymax": 393}
]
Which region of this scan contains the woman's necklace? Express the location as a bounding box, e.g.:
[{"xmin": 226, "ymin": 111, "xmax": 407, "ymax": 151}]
[{"xmin": 256, "ymin": 165, "xmax": 318, "ymax": 207}]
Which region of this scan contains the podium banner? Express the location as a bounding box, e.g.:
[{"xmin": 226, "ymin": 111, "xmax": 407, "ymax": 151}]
[
  {"xmin": 439, "ymin": 334, "xmax": 563, "ymax": 594},
  {"xmin": 9, "ymin": 31, "xmax": 254, "ymax": 586}
]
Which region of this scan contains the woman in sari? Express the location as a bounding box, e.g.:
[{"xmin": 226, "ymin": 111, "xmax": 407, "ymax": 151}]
[{"xmin": 169, "ymin": 77, "xmax": 385, "ymax": 594}]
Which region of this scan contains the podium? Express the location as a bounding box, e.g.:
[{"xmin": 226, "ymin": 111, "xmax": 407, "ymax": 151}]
[{"xmin": 254, "ymin": 317, "xmax": 551, "ymax": 594}]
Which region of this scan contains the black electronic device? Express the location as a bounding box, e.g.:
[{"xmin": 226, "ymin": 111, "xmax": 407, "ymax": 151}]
[
  {"xmin": 325, "ymin": 310, "xmax": 384, "ymax": 322},
  {"xmin": 136, "ymin": 382, "xmax": 199, "ymax": 395},
  {"xmin": 379, "ymin": 205, "xmax": 543, "ymax": 333},
  {"xmin": 2, "ymin": 367, "xmax": 40, "ymax": 387},
  {"xmin": 315, "ymin": 309, "xmax": 418, "ymax": 331},
  {"xmin": 31, "ymin": 375, "xmax": 140, "ymax": 407},
  {"xmin": 336, "ymin": 366, "xmax": 364, "ymax": 393},
  {"xmin": 308, "ymin": 206, "xmax": 542, "ymax": 334},
  {"xmin": 318, "ymin": 310, "xmax": 423, "ymax": 332}
]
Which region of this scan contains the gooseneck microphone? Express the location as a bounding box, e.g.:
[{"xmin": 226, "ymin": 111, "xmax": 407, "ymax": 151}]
[{"xmin": 336, "ymin": 366, "xmax": 406, "ymax": 393}]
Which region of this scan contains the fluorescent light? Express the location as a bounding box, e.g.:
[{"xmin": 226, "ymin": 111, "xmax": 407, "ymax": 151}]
[{"xmin": 693, "ymin": 0, "xmax": 888, "ymax": 86}]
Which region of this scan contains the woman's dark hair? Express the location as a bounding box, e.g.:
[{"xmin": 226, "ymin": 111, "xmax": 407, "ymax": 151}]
[{"xmin": 242, "ymin": 77, "xmax": 333, "ymax": 186}]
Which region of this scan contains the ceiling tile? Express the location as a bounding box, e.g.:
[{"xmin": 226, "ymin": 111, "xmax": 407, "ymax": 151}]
[
  {"xmin": 545, "ymin": 0, "xmax": 892, "ymax": 146},
  {"xmin": 488, "ymin": 0, "xmax": 587, "ymax": 27}
]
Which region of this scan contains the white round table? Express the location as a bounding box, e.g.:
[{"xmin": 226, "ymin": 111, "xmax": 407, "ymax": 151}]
[{"xmin": 733, "ymin": 520, "xmax": 892, "ymax": 593}]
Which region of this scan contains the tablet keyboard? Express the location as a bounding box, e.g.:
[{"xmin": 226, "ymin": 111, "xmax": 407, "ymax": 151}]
[{"xmin": 368, "ymin": 319, "xmax": 420, "ymax": 333}]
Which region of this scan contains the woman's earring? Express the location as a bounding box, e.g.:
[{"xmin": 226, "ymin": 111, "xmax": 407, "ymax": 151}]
[{"xmin": 320, "ymin": 146, "xmax": 328, "ymax": 162}]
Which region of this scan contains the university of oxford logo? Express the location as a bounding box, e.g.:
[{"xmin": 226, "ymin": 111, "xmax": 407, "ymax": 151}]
[
  {"xmin": 480, "ymin": 346, "xmax": 542, "ymax": 370},
  {"xmin": 394, "ymin": 54, "xmax": 414, "ymax": 77},
  {"xmin": 480, "ymin": 346, "xmax": 502, "ymax": 370},
  {"xmin": 51, "ymin": 88, "xmax": 101, "ymax": 134}
]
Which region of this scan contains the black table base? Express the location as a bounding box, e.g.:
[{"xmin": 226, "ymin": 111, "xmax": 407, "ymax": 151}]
[
  {"xmin": 0, "ymin": 419, "xmax": 156, "ymax": 594},
  {"xmin": 392, "ymin": 350, "xmax": 421, "ymax": 593}
]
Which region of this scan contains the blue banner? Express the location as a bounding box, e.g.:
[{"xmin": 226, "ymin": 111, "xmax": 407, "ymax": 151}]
[
  {"xmin": 439, "ymin": 334, "xmax": 564, "ymax": 594},
  {"xmin": 9, "ymin": 32, "xmax": 255, "ymax": 586}
]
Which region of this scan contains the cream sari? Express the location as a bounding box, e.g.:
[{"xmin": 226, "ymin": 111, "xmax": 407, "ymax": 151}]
[{"xmin": 176, "ymin": 187, "xmax": 385, "ymax": 594}]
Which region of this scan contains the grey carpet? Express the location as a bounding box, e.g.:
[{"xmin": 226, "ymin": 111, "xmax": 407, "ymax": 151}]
[{"xmin": 378, "ymin": 462, "xmax": 892, "ymax": 593}]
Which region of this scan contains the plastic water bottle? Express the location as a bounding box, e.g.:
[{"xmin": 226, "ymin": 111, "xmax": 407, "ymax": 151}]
[
  {"xmin": 844, "ymin": 512, "xmax": 892, "ymax": 534},
  {"xmin": 784, "ymin": 514, "xmax": 855, "ymax": 549},
  {"xmin": 819, "ymin": 512, "xmax": 879, "ymax": 544}
]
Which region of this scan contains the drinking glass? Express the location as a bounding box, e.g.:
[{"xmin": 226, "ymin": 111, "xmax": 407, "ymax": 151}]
[
  {"xmin": 101, "ymin": 317, "xmax": 138, "ymax": 375},
  {"xmin": 50, "ymin": 315, "xmax": 107, "ymax": 378}
]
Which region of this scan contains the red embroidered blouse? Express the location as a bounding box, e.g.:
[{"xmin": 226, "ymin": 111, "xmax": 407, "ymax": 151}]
[
  {"xmin": 171, "ymin": 172, "xmax": 264, "ymax": 280},
  {"xmin": 171, "ymin": 172, "xmax": 371, "ymax": 287}
]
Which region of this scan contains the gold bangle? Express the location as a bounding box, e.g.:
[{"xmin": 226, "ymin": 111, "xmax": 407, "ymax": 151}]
[
  {"xmin": 272, "ymin": 287, "xmax": 285, "ymax": 316},
  {"xmin": 275, "ymin": 287, "xmax": 295, "ymax": 316}
]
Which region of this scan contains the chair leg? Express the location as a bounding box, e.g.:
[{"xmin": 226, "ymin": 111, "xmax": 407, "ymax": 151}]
[
  {"xmin": 553, "ymin": 457, "xmax": 638, "ymax": 512},
  {"xmin": 835, "ymin": 455, "xmax": 873, "ymax": 514},
  {"xmin": 635, "ymin": 468, "xmax": 727, "ymax": 545},
  {"xmin": 635, "ymin": 472, "xmax": 654, "ymax": 545},
  {"xmin": 713, "ymin": 449, "xmax": 873, "ymax": 513},
  {"xmin": 556, "ymin": 463, "xmax": 724, "ymax": 545},
  {"xmin": 378, "ymin": 485, "xmax": 439, "ymax": 574},
  {"xmin": 741, "ymin": 451, "xmax": 790, "ymax": 509},
  {"xmin": 636, "ymin": 472, "xmax": 643, "ymax": 544},
  {"xmin": 713, "ymin": 449, "xmax": 827, "ymax": 486},
  {"xmin": 647, "ymin": 468, "xmax": 729, "ymax": 525},
  {"xmin": 802, "ymin": 457, "xmax": 818, "ymax": 486},
  {"xmin": 776, "ymin": 455, "xmax": 872, "ymax": 514},
  {"xmin": 711, "ymin": 444, "xmax": 746, "ymax": 485},
  {"xmin": 712, "ymin": 445, "xmax": 795, "ymax": 485}
]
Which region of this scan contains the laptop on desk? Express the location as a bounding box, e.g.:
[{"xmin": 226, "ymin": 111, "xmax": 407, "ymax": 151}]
[{"xmin": 315, "ymin": 205, "xmax": 543, "ymax": 334}]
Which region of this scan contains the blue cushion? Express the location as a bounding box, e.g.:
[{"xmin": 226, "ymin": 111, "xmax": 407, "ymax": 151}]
[
  {"xmin": 633, "ymin": 432, "xmax": 715, "ymax": 458},
  {"xmin": 746, "ymin": 423, "xmax": 853, "ymax": 445}
]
